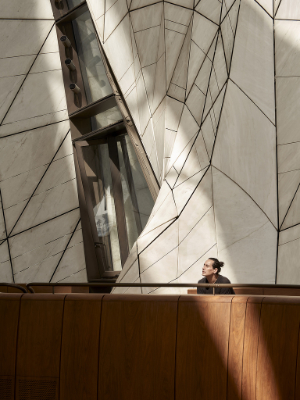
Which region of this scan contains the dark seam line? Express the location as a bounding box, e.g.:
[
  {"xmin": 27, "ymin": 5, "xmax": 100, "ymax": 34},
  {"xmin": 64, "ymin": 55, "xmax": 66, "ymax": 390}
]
[
  {"xmin": 178, "ymin": 204, "xmax": 213, "ymax": 245},
  {"xmin": 194, "ymin": 82, "xmax": 206, "ymax": 95},
  {"xmin": 227, "ymin": 0, "xmax": 242, "ymax": 73},
  {"xmin": 240, "ymin": 299, "xmax": 249, "ymax": 398},
  {"xmin": 0, "ymin": 22, "xmax": 56, "ymax": 125},
  {"xmin": 165, "ymin": 18, "xmax": 189, "ymax": 27},
  {"xmin": 0, "ymin": 116, "xmax": 69, "ymax": 139},
  {"xmin": 279, "ymin": 181, "xmax": 300, "ymax": 230},
  {"xmin": 220, "ymin": 0, "xmax": 238, "ymax": 24},
  {"xmin": 49, "ymin": 218, "xmax": 81, "ymax": 282},
  {"xmin": 220, "ymin": 29, "xmax": 230, "ymax": 75},
  {"xmin": 58, "ymin": 295, "xmax": 67, "ymax": 400},
  {"xmin": 174, "ymin": 165, "xmax": 208, "ymax": 188},
  {"xmin": 56, "ymin": 267, "xmax": 85, "ymax": 283},
  {"xmin": 165, "ymin": 27, "xmax": 186, "ymax": 35},
  {"xmin": 102, "ymin": 11, "xmax": 129, "ymax": 43},
  {"xmin": 294, "ymin": 316, "xmax": 300, "ymax": 400},
  {"xmin": 254, "ymin": 300, "xmax": 264, "ymax": 400},
  {"xmin": 193, "ymin": 9, "xmax": 219, "ymax": 26},
  {"xmin": 274, "ymin": 0, "xmax": 283, "ymax": 18},
  {"xmin": 8, "ymin": 207, "xmax": 79, "ymax": 239},
  {"xmin": 133, "ymin": 23, "xmax": 161, "ymax": 33},
  {"xmin": 0, "ymin": 189, "xmax": 14, "ymax": 282},
  {"xmin": 213, "ymin": 166, "xmax": 277, "ymax": 230},
  {"xmin": 7, "ymin": 130, "xmax": 71, "ymax": 237},
  {"xmin": 171, "ymin": 82, "xmax": 186, "ymax": 90},
  {"xmin": 273, "ymin": 13, "xmax": 279, "ymax": 283},
  {"xmin": 276, "ymin": 76, "xmax": 300, "ymax": 78},
  {"xmin": 254, "ymin": 0, "xmax": 273, "ymax": 18},
  {"xmin": 275, "ymin": 18, "xmax": 300, "ymax": 22},
  {"xmin": 230, "ymin": 78, "xmax": 275, "ymax": 126},
  {"xmin": 184, "ymin": 14, "xmax": 195, "ymax": 97},
  {"xmin": 279, "ymin": 235, "xmax": 300, "ymax": 247},
  {"xmin": 13, "ymin": 293, "xmax": 24, "ymax": 398},
  {"xmin": 280, "ymin": 221, "xmax": 300, "ymax": 232},
  {"xmin": 105, "ymin": 0, "xmax": 120, "ymax": 13}
]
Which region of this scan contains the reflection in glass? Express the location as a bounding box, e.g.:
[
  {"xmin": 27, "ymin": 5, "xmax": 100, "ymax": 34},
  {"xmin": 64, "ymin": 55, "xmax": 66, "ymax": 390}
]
[
  {"xmin": 91, "ymin": 104, "xmax": 123, "ymax": 131},
  {"xmin": 66, "ymin": 0, "xmax": 84, "ymax": 9},
  {"xmin": 82, "ymin": 134, "xmax": 154, "ymax": 271},
  {"xmin": 72, "ymin": 11, "xmax": 113, "ymax": 103}
]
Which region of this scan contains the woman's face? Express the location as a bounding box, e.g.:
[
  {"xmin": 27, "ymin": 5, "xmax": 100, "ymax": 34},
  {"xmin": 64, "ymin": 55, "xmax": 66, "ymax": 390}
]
[{"xmin": 202, "ymin": 259, "xmax": 218, "ymax": 277}]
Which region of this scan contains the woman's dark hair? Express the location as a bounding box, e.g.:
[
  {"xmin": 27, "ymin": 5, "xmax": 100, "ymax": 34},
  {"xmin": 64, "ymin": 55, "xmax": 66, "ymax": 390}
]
[{"xmin": 209, "ymin": 258, "xmax": 224, "ymax": 273}]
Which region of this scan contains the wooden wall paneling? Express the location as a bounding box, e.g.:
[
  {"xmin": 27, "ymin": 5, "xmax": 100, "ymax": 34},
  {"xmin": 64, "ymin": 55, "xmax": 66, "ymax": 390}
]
[
  {"xmin": 98, "ymin": 294, "xmax": 179, "ymax": 400},
  {"xmin": 255, "ymin": 297, "xmax": 300, "ymax": 400},
  {"xmin": 15, "ymin": 294, "xmax": 65, "ymax": 400},
  {"xmin": 241, "ymin": 296, "xmax": 264, "ymax": 400},
  {"xmin": 294, "ymin": 310, "xmax": 300, "ymax": 400},
  {"xmin": 175, "ymin": 295, "xmax": 234, "ymax": 400},
  {"xmin": 227, "ymin": 296, "xmax": 248, "ymax": 400},
  {"xmin": 60, "ymin": 294, "xmax": 104, "ymax": 400},
  {"xmin": 0, "ymin": 286, "xmax": 8, "ymax": 292},
  {"xmin": 0, "ymin": 294, "xmax": 22, "ymax": 400}
]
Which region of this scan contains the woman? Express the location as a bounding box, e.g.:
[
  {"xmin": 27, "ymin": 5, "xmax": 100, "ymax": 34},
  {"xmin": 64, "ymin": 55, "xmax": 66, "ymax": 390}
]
[{"xmin": 197, "ymin": 258, "xmax": 235, "ymax": 295}]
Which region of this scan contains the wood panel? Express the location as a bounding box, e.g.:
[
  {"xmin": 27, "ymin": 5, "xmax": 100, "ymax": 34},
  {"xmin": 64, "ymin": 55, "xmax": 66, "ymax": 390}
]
[
  {"xmin": 15, "ymin": 294, "xmax": 65, "ymax": 400},
  {"xmin": 0, "ymin": 294, "xmax": 22, "ymax": 400},
  {"xmin": 256, "ymin": 297, "xmax": 300, "ymax": 400},
  {"xmin": 176, "ymin": 295, "xmax": 233, "ymax": 400},
  {"xmin": 227, "ymin": 296, "xmax": 248, "ymax": 400},
  {"xmin": 98, "ymin": 294, "xmax": 179, "ymax": 400},
  {"xmin": 241, "ymin": 297, "xmax": 264, "ymax": 400},
  {"xmin": 60, "ymin": 294, "xmax": 104, "ymax": 400}
]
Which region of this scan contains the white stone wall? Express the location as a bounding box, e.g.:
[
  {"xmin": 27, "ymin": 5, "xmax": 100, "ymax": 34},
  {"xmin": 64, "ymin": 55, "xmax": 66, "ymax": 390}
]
[
  {"xmin": 0, "ymin": 1, "xmax": 86, "ymax": 283},
  {"xmin": 87, "ymin": 0, "xmax": 300, "ymax": 292}
]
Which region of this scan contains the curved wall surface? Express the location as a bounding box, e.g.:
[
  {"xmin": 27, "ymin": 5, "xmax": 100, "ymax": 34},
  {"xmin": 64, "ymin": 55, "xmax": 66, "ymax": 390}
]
[
  {"xmin": 0, "ymin": 1, "xmax": 86, "ymax": 284},
  {"xmin": 1, "ymin": 0, "xmax": 300, "ymax": 288}
]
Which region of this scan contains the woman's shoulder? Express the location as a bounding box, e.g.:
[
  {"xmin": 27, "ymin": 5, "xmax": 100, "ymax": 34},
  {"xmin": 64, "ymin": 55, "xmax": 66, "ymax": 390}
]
[
  {"xmin": 198, "ymin": 277, "xmax": 206, "ymax": 283},
  {"xmin": 218, "ymin": 275, "xmax": 231, "ymax": 283}
]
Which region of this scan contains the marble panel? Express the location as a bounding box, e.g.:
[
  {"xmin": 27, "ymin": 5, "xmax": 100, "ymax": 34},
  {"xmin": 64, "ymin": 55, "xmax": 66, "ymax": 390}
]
[
  {"xmin": 135, "ymin": 25, "xmax": 160, "ymax": 68},
  {"xmin": 165, "ymin": 20, "xmax": 187, "ymax": 35},
  {"xmin": 203, "ymin": 76, "xmax": 227, "ymax": 124},
  {"xmin": 116, "ymin": 241, "xmax": 137, "ymax": 281},
  {"xmin": 165, "ymin": 0, "xmax": 193, "ymax": 8},
  {"xmin": 221, "ymin": 0, "xmax": 240, "ymax": 72},
  {"xmin": 0, "ymin": 0, "xmax": 53, "ymax": 19},
  {"xmin": 230, "ymin": 0, "xmax": 275, "ymax": 123},
  {"xmin": 125, "ymin": 86, "xmax": 141, "ymax": 133},
  {"xmin": 9, "ymin": 209, "xmax": 80, "ymax": 259},
  {"xmin": 0, "ymin": 109, "xmax": 69, "ymax": 137},
  {"xmin": 30, "ymin": 52, "xmax": 61, "ymax": 74},
  {"xmin": 152, "ymin": 100, "xmax": 165, "ymax": 176},
  {"xmin": 165, "ymin": 3, "xmax": 193, "ymax": 26},
  {"xmin": 118, "ymin": 63, "xmax": 135, "ymax": 96},
  {"xmin": 0, "ymin": 196, "xmax": 6, "ymax": 241},
  {"xmin": 0, "ymin": 20, "xmax": 53, "ymax": 59},
  {"xmin": 277, "ymin": 233, "xmax": 300, "ymax": 284},
  {"xmin": 275, "ymin": 21, "xmax": 300, "ymax": 77},
  {"xmin": 281, "ymin": 186, "xmax": 300, "ymax": 230},
  {"xmin": 201, "ymin": 117, "xmax": 215, "ymax": 160},
  {"xmin": 186, "ymin": 40, "xmax": 206, "ymax": 95},
  {"xmin": 165, "ymin": 29, "xmax": 185, "ymax": 88},
  {"xmin": 192, "ymin": 12, "xmax": 218, "ymax": 55},
  {"xmin": 152, "ymin": 53, "xmax": 166, "ymax": 113},
  {"xmin": 0, "ymin": 75, "xmax": 25, "ymax": 123},
  {"xmin": 173, "ymin": 168, "xmax": 207, "ymax": 214},
  {"xmin": 113, "ymin": 260, "xmax": 140, "ymax": 293},
  {"xmin": 0, "ymin": 56, "xmax": 35, "ymax": 78},
  {"xmin": 103, "ymin": 15, "xmax": 134, "ymax": 81},
  {"xmin": 277, "ymin": 78, "xmax": 300, "ymax": 145},
  {"xmin": 209, "ymin": 33, "xmax": 227, "ymax": 95},
  {"xmin": 130, "ymin": 2, "xmax": 162, "ymax": 32},
  {"xmin": 139, "ymin": 219, "xmax": 178, "ymax": 273},
  {"xmin": 95, "ymin": 14, "xmax": 105, "ymax": 42},
  {"xmin": 130, "ymin": 0, "xmax": 161, "ymax": 11},
  {"xmin": 221, "ymin": 0, "xmax": 237, "ymax": 21},
  {"xmin": 171, "ymin": 133, "xmax": 197, "ymax": 175},
  {"xmin": 178, "ymin": 245, "xmax": 218, "ymax": 285},
  {"xmin": 167, "ymin": 84, "xmax": 185, "ymax": 102},
  {"xmin": 0, "ymin": 241, "xmax": 13, "ymax": 282},
  {"xmin": 104, "ymin": 0, "xmax": 128, "ymax": 41},
  {"xmin": 276, "ymin": 0, "xmax": 300, "ymax": 20},
  {"xmin": 87, "ymin": 0, "xmax": 105, "ymax": 20},
  {"xmin": 194, "ymin": 56, "xmax": 212, "ymax": 96},
  {"xmin": 165, "ymin": 167, "xmax": 178, "ymax": 188},
  {"xmin": 165, "ymin": 96, "xmax": 184, "ymax": 132},
  {"xmin": 167, "ymin": 106, "xmax": 199, "ymax": 171},
  {"xmin": 178, "ymin": 207, "xmax": 216, "ymax": 276},
  {"xmin": 170, "ymin": 22, "xmax": 192, "ymax": 91},
  {"xmin": 279, "ymin": 224, "xmax": 300, "ymax": 246},
  {"xmin": 141, "ymin": 64, "xmax": 155, "ymax": 108},
  {"xmin": 256, "ymin": 0, "xmax": 273, "ymax": 16},
  {"xmin": 0, "ymin": 120, "xmax": 70, "ymax": 181},
  {"xmin": 140, "ymin": 246, "xmax": 178, "ymax": 293},
  {"xmin": 194, "ymin": 131, "xmax": 210, "ymax": 168},
  {"xmin": 136, "ymin": 74, "xmax": 151, "ymax": 134},
  {"xmin": 3, "ymin": 69, "xmax": 67, "ymax": 125},
  {"xmin": 143, "ymin": 191, "xmax": 177, "ymax": 233},
  {"xmin": 40, "ymin": 26, "xmax": 59, "ymax": 54},
  {"xmin": 213, "ymin": 81, "xmax": 277, "ymax": 227},
  {"xmin": 138, "ymin": 219, "xmax": 174, "ymax": 253},
  {"xmin": 9, "ymin": 179, "xmax": 79, "ymax": 235},
  {"xmin": 178, "ymin": 167, "xmax": 213, "ymax": 241},
  {"xmin": 278, "ymin": 142, "xmax": 300, "ymax": 173},
  {"xmin": 148, "ymin": 143, "xmax": 161, "ymax": 181},
  {"xmin": 185, "ymin": 83, "xmax": 206, "ymax": 125},
  {"xmin": 196, "ymin": 0, "xmax": 222, "ymax": 24},
  {"xmin": 51, "ymin": 241, "xmax": 87, "ymax": 283},
  {"xmin": 278, "ymin": 170, "xmax": 300, "ymax": 226},
  {"xmin": 213, "ymin": 167, "xmax": 277, "ymax": 284}
]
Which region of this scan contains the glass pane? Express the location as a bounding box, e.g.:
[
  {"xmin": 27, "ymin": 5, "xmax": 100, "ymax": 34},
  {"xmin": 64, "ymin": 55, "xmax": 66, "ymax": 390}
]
[
  {"xmin": 72, "ymin": 11, "xmax": 113, "ymax": 103},
  {"xmin": 66, "ymin": 0, "xmax": 83, "ymax": 8},
  {"xmin": 116, "ymin": 135, "xmax": 154, "ymax": 248},
  {"xmin": 91, "ymin": 103, "xmax": 123, "ymax": 131},
  {"xmin": 82, "ymin": 144, "xmax": 122, "ymax": 271}
]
